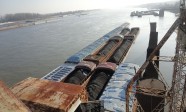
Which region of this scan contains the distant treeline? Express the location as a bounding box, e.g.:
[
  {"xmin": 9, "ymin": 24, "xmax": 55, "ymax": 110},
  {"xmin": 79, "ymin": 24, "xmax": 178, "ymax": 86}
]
[
  {"xmin": 140, "ymin": 1, "xmax": 180, "ymax": 13},
  {"xmin": 0, "ymin": 10, "xmax": 95, "ymax": 23},
  {"xmin": 0, "ymin": 13, "xmax": 42, "ymax": 22}
]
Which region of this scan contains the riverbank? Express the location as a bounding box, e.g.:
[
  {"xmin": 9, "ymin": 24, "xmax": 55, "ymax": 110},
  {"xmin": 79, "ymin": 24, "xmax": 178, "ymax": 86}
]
[
  {"xmin": 0, "ymin": 9, "xmax": 96, "ymax": 31},
  {"xmin": 0, "ymin": 16, "xmax": 64, "ymax": 31}
]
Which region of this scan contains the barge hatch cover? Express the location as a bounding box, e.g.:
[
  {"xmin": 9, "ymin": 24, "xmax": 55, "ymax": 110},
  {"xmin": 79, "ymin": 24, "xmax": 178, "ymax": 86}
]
[
  {"xmin": 11, "ymin": 77, "xmax": 88, "ymax": 112},
  {"xmin": 0, "ymin": 81, "xmax": 30, "ymax": 112}
]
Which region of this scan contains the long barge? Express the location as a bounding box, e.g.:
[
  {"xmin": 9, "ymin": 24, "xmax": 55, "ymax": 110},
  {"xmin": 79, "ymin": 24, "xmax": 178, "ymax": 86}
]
[
  {"xmin": 41, "ymin": 23, "xmax": 130, "ymax": 82},
  {"xmin": 0, "ymin": 23, "xmax": 140, "ymax": 112}
]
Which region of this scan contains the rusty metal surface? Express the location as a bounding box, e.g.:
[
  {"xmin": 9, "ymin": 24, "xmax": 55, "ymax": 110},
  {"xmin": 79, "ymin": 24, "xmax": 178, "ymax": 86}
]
[
  {"xmin": 83, "ymin": 55, "xmax": 104, "ymax": 63},
  {"xmin": 11, "ymin": 77, "xmax": 88, "ymax": 112},
  {"xmin": 96, "ymin": 62, "xmax": 117, "ymax": 71},
  {"xmin": 0, "ymin": 81, "xmax": 30, "ymax": 112},
  {"xmin": 76, "ymin": 61, "xmax": 96, "ymax": 71},
  {"xmin": 124, "ymin": 35, "xmax": 135, "ymax": 40},
  {"xmin": 83, "ymin": 35, "xmax": 124, "ymax": 64},
  {"xmin": 84, "ymin": 41, "xmax": 123, "ymax": 64},
  {"xmin": 109, "ymin": 36, "xmax": 123, "ymax": 41}
]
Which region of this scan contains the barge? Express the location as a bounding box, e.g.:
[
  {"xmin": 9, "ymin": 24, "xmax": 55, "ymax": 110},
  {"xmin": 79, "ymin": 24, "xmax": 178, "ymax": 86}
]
[{"xmin": 0, "ymin": 23, "xmax": 140, "ymax": 112}]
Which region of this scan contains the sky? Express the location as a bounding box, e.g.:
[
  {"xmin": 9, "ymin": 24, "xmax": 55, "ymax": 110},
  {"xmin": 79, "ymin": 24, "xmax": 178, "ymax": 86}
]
[{"xmin": 0, "ymin": 0, "xmax": 177, "ymax": 16}]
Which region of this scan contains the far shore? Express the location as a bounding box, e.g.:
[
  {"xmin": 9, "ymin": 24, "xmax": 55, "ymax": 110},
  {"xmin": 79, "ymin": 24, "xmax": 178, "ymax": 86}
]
[
  {"xmin": 0, "ymin": 10, "xmax": 94, "ymax": 31},
  {"xmin": 0, "ymin": 23, "xmax": 31, "ymax": 31},
  {"xmin": 0, "ymin": 16, "xmax": 64, "ymax": 31}
]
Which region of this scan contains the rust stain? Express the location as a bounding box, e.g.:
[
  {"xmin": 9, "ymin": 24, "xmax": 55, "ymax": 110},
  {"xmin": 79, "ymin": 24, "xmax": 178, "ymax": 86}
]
[
  {"xmin": 76, "ymin": 61, "xmax": 96, "ymax": 71},
  {"xmin": 11, "ymin": 77, "xmax": 88, "ymax": 112},
  {"xmin": 0, "ymin": 81, "xmax": 30, "ymax": 112},
  {"xmin": 96, "ymin": 62, "xmax": 117, "ymax": 71},
  {"xmin": 83, "ymin": 36, "xmax": 123, "ymax": 64}
]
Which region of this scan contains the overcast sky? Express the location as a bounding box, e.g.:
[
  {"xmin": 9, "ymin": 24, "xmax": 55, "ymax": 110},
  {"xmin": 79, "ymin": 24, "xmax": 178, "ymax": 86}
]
[{"xmin": 0, "ymin": 0, "xmax": 177, "ymax": 15}]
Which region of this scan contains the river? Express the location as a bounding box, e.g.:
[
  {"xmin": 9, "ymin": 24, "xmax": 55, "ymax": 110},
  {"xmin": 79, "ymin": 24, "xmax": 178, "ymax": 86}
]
[{"xmin": 0, "ymin": 8, "xmax": 177, "ymax": 86}]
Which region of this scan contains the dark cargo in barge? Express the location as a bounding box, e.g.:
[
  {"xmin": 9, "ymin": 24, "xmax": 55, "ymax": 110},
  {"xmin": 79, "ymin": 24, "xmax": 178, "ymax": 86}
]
[
  {"xmin": 83, "ymin": 36, "xmax": 123, "ymax": 64},
  {"xmin": 63, "ymin": 61, "xmax": 96, "ymax": 84},
  {"xmin": 108, "ymin": 27, "xmax": 139, "ymax": 64},
  {"xmin": 86, "ymin": 62, "xmax": 117, "ymax": 100}
]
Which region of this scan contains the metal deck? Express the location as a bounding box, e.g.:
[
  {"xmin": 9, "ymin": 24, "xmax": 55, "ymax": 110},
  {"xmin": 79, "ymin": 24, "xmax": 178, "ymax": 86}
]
[
  {"xmin": 11, "ymin": 77, "xmax": 88, "ymax": 112},
  {"xmin": 0, "ymin": 81, "xmax": 30, "ymax": 112},
  {"xmin": 41, "ymin": 63, "xmax": 76, "ymax": 82}
]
